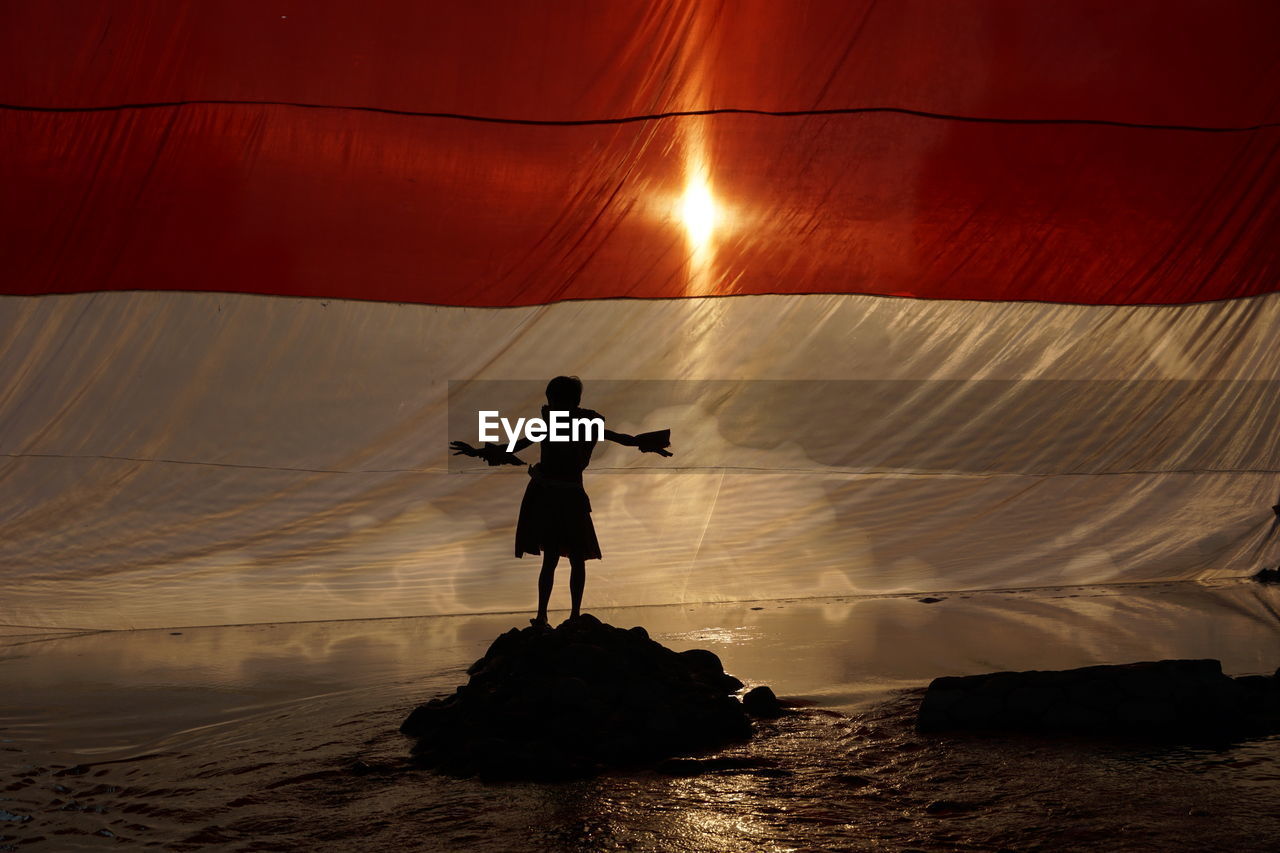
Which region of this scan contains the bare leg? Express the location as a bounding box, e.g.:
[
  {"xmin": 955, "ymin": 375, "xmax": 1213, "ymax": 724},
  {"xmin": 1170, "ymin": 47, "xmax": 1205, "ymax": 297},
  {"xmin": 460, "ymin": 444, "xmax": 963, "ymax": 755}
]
[
  {"xmin": 568, "ymin": 555, "xmax": 586, "ymax": 619},
  {"xmin": 535, "ymin": 550, "xmax": 559, "ymax": 625}
]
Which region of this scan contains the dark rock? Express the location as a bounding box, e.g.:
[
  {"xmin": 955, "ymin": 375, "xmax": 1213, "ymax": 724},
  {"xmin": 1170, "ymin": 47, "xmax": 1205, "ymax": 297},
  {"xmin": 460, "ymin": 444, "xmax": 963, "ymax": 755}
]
[
  {"xmin": 676, "ymin": 647, "xmax": 744, "ymax": 692},
  {"xmin": 1252, "ymin": 567, "xmax": 1279, "ymax": 584},
  {"xmin": 679, "ymin": 648, "xmax": 725, "ymax": 678},
  {"xmin": 917, "ymin": 597, "xmax": 944, "ymax": 604},
  {"xmin": 1068, "ymin": 678, "xmax": 1124, "ymax": 710},
  {"xmin": 401, "ymin": 615, "xmax": 762, "ymax": 780},
  {"xmin": 952, "ymin": 693, "xmax": 1007, "ymax": 726},
  {"xmin": 742, "ymin": 685, "xmax": 784, "ymax": 718},
  {"xmin": 1116, "ymin": 698, "xmax": 1177, "ymax": 727},
  {"xmin": 1007, "ymin": 686, "xmax": 1063, "ymax": 716},
  {"xmin": 917, "ymin": 659, "xmax": 1280, "ymax": 739}
]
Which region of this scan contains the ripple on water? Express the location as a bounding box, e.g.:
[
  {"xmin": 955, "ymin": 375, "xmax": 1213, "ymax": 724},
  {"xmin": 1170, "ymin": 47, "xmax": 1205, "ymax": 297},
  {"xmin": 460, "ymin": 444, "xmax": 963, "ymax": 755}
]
[{"xmin": 4, "ymin": 691, "xmax": 1278, "ymax": 851}]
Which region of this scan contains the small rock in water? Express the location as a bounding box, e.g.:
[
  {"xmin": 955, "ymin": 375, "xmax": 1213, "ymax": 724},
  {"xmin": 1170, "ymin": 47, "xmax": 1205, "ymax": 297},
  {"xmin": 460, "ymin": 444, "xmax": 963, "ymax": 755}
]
[
  {"xmin": 742, "ymin": 685, "xmax": 785, "ymax": 718},
  {"xmin": 917, "ymin": 659, "xmax": 1280, "ymax": 739},
  {"xmin": 401, "ymin": 614, "xmax": 773, "ymax": 781}
]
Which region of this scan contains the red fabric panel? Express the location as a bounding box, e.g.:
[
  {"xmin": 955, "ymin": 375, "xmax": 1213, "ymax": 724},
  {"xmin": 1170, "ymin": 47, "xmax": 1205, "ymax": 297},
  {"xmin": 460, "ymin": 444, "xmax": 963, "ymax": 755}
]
[
  {"xmin": 5, "ymin": 1, "xmax": 1278, "ymax": 125},
  {"xmin": 3, "ymin": 1, "xmax": 1279, "ymax": 305}
]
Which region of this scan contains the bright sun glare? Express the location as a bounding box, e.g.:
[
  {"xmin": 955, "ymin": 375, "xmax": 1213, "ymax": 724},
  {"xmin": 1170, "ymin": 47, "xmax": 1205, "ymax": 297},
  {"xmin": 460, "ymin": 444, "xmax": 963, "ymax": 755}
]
[{"xmin": 681, "ymin": 177, "xmax": 717, "ymax": 248}]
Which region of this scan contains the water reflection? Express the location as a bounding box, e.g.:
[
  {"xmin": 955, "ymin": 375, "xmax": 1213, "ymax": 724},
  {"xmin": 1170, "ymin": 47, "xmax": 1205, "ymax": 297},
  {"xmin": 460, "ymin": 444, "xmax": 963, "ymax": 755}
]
[
  {"xmin": 4, "ymin": 580, "xmax": 1276, "ymax": 758},
  {"xmin": 2, "ymin": 581, "xmax": 1278, "ymax": 850}
]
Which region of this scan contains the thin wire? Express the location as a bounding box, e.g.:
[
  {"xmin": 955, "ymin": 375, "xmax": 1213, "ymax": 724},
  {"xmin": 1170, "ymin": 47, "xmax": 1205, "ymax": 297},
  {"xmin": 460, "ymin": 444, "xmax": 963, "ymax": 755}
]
[
  {"xmin": 1, "ymin": 451, "xmax": 1277, "ymax": 477},
  {"xmin": 2, "ymin": 100, "xmax": 1278, "ymax": 133}
]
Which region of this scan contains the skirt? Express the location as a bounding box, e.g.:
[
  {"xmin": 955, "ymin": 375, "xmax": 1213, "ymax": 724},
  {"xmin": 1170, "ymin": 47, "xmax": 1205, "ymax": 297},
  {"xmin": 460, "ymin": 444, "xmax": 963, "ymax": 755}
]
[{"xmin": 514, "ymin": 469, "xmax": 602, "ymax": 560}]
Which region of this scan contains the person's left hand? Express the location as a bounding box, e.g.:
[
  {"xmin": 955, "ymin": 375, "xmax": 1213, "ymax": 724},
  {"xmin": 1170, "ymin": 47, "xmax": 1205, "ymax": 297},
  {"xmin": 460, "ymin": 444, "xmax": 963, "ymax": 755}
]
[
  {"xmin": 450, "ymin": 440, "xmax": 481, "ymax": 457},
  {"xmin": 635, "ymin": 429, "xmax": 673, "ymax": 457}
]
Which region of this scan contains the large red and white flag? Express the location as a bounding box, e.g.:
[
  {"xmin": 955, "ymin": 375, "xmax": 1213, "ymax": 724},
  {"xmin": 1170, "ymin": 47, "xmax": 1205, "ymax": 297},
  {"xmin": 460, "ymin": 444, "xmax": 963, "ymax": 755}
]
[{"xmin": 2, "ymin": 1, "xmax": 1278, "ymax": 629}]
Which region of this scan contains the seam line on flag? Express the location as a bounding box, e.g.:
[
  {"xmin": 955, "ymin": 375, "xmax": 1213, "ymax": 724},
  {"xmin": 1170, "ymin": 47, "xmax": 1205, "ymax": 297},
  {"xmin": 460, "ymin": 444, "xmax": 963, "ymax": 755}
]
[
  {"xmin": 2, "ymin": 452, "xmax": 1278, "ymax": 477},
  {"xmin": 2, "ymin": 101, "xmax": 1278, "ymax": 134}
]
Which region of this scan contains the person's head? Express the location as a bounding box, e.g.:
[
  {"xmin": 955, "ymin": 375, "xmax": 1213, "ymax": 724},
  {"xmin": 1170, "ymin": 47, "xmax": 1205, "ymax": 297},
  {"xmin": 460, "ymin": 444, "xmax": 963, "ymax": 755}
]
[{"xmin": 546, "ymin": 375, "xmax": 583, "ymax": 409}]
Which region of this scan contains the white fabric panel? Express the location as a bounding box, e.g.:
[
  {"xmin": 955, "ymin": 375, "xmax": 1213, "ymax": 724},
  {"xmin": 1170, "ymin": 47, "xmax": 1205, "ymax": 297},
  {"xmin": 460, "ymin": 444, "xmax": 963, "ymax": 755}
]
[{"xmin": 0, "ymin": 291, "xmax": 1276, "ymax": 629}]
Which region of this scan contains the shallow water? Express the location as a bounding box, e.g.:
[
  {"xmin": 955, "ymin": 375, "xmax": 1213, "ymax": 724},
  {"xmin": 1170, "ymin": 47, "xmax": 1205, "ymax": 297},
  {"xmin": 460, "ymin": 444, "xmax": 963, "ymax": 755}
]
[{"xmin": 3, "ymin": 581, "xmax": 1278, "ymax": 850}]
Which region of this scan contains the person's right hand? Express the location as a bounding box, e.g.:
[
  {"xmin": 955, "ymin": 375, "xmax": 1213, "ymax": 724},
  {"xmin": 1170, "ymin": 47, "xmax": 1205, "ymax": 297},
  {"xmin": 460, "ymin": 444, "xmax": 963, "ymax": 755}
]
[
  {"xmin": 453, "ymin": 440, "xmax": 525, "ymax": 466},
  {"xmin": 482, "ymin": 443, "xmax": 526, "ymax": 466}
]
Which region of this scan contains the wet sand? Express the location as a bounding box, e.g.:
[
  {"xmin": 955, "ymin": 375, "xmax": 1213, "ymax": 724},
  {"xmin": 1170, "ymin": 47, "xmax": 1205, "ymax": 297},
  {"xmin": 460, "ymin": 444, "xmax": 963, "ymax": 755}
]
[{"xmin": 3, "ymin": 580, "xmax": 1278, "ymax": 850}]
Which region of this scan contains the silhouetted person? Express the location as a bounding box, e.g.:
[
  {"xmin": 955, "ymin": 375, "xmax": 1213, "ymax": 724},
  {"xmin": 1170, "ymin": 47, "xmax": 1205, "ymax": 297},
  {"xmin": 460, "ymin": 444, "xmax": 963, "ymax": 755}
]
[{"xmin": 451, "ymin": 376, "xmax": 671, "ymax": 625}]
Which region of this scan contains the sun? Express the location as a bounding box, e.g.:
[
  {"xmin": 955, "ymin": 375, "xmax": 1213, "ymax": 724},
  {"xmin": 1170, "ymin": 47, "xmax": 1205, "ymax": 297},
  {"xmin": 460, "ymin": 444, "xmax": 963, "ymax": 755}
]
[{"xmin": 680, "ymin": 176, "xmax": 717, "ymax": 249}]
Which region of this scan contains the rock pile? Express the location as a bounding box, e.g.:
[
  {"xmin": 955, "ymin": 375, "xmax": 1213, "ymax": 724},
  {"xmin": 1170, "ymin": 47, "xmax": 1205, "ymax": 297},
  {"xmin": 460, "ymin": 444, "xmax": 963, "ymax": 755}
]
[
  {"xmin": 400, "ymin": 614, "xmax": 773, "ymax": 780},
  {"xmin": 917, "ymin": 659, "xmax": 1280, "ymax": 739}
]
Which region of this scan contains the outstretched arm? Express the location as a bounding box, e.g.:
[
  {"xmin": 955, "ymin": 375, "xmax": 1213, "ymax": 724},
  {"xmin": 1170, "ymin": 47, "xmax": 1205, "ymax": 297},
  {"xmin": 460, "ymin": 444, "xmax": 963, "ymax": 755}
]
[
  {"xmin": 603, "ymin": 429, "xmax": 636, "ymax": 446},
  {"xmin": 449, "ymin": 440, "xmax": 526, "ymax": 466},
  {"xmin": 604, "ymin": 428, "xmax": 673, "ymax": 457}
]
